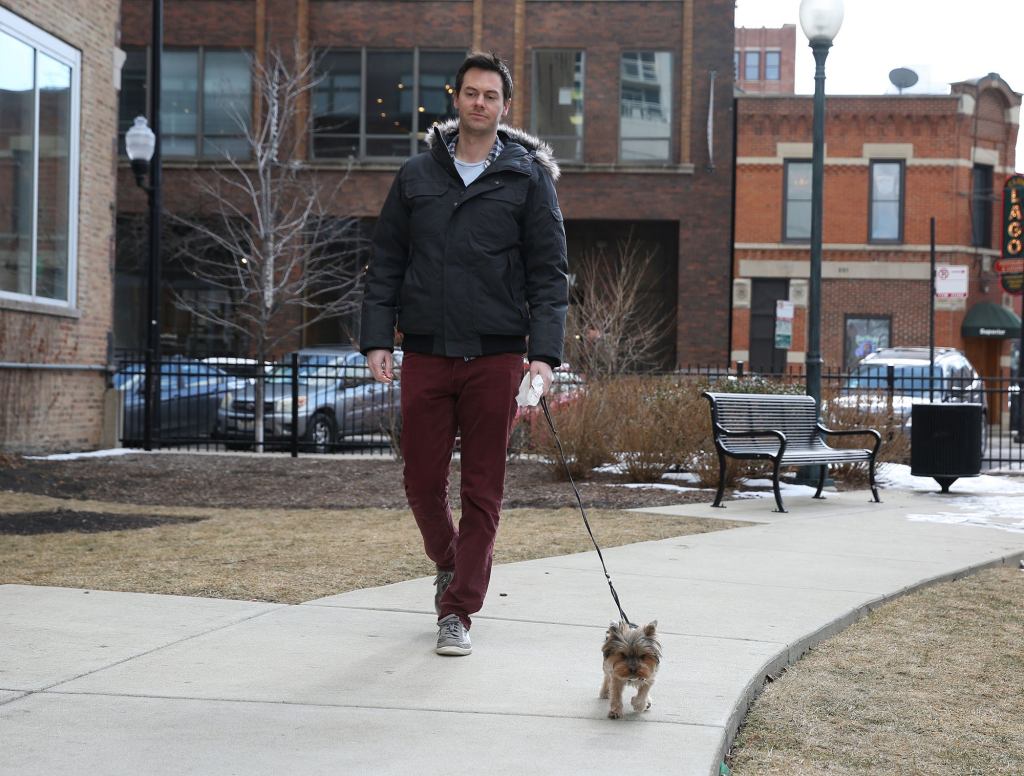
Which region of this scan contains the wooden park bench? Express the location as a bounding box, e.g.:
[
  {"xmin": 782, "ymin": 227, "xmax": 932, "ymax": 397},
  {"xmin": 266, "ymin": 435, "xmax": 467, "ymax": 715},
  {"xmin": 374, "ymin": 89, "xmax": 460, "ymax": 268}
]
[{"xmin": 702, "ymin": 392, "xmax": 882, "ymax": 513}]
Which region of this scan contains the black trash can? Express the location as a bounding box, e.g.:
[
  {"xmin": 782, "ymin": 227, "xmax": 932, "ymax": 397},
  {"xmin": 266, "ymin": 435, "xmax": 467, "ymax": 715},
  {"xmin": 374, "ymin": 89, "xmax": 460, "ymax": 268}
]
[{"xmin": 910, "ymin": 403, "xmax": 983, "ymax": 492}]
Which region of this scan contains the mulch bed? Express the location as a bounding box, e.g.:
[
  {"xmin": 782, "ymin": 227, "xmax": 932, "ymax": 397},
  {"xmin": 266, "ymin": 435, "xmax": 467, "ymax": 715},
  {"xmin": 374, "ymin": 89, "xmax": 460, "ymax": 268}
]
[
  {"xmin": 0, "ymin": 508, "xmax": 207, "ymax": 535},
  {"xmin": 0, "ymin": 453, "xmax": 711, "ymax": 511}
]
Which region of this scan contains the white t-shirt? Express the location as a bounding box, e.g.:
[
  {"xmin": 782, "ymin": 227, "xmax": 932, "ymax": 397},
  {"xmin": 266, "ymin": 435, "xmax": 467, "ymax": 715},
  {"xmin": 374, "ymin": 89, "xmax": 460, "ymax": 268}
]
[{"xmin": 454, "ymin": 157, "xmax": 487, "ymax": 186}]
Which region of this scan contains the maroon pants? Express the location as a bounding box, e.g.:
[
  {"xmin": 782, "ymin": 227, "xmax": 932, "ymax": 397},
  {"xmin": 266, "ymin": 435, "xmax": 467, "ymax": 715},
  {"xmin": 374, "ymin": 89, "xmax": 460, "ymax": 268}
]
[{"xmin": 400, "ymin": 352, "xmax": 523, "ymax": 629}]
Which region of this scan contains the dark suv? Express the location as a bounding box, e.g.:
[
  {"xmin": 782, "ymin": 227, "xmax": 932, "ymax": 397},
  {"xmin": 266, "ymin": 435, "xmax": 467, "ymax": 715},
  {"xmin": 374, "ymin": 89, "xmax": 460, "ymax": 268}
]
[{"xmin": 841, "ymin": 346, "xmax": 987, "ymax": 449}]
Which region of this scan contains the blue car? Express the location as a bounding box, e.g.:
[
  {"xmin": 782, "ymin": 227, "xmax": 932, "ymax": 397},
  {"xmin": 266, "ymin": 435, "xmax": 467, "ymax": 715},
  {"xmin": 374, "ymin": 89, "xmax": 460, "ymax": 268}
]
[{"xmin": 116, "ymin": 357, "xmax": 246, "ymax": 441}]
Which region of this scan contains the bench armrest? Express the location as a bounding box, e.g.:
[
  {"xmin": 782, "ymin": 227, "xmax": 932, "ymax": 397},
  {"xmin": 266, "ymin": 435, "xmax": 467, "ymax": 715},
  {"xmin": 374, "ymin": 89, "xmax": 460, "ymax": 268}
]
[
  {"xmin": 815, "ymin": 424, "xmax": 882, "ymax": 457},
  {"xmin": 713, "ymin": 426, "xmax": 787, "ymax": 458}
]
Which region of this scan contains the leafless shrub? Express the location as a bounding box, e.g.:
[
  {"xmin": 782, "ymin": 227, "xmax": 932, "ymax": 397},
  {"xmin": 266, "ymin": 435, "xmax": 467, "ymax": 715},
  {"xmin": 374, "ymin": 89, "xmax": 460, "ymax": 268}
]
[
  {"xmin": 527, "ymin": 383, "xmax": 614, "ymax": 480},
  {"xmin": 563, "ymin": 231, "xmax": 673, "ymax": 380},
  {"xmin": 821, "ymin": 386, "xmax": 910, "ymax": 485}
]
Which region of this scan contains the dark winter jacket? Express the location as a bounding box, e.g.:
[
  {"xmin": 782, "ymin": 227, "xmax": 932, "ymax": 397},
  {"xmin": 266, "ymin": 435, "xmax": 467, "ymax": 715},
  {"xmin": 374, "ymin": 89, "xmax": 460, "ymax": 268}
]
[{"xmin": 359, "ymin": 119, "xmax": 569, "ymax": 366}]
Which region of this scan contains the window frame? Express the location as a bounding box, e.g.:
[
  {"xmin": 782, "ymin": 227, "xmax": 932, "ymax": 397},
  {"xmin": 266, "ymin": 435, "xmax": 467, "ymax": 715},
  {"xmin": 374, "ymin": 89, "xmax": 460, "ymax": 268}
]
[
  {"xmin": 118, "ymin": 45, "xmax": 253, "ymax": 160},
  {"xmin": 743, "ymin": 49, "xmax": 760, "ymax": 81},
  {"xmin": 971, "ymin": 163, "xmax": 994, "ymax": 248},
  {"xmin": 868, "ymin": 159, "xmax": 905, "ymax": 244},
  {"xmin": 782, "ymin": 159, "xmax": 812, "ymax": 243},
  {"xmin": 311, "ymin": 47, "xmax": 466, "ymax": 162},
  {"xmin": 531, "ymin": 48, "xmax": 585, "ymax": 164},
  {"xmin": 0, "ymin": 7, "xmax": 81, "ymax": 309},
  {"xmin": 764, "ymin": 50, "xmax": 781, "ymax": 81},
  {"xmin": 618, "ymin": 50, "xmax": 674, "ymax": 165}
]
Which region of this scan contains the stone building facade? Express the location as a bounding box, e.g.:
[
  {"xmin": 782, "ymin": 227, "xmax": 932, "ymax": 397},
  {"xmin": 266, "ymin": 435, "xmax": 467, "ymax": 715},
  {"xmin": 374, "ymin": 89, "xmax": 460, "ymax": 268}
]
[{"xmin": 0, "ymin": 1, "xmax": 121, "ymax": 453}]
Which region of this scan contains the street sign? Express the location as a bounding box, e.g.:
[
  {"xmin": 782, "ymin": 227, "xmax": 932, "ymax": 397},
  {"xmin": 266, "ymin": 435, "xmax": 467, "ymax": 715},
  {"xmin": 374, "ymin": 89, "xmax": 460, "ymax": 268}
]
[
  {"xmin": 1002, "ymin": 272, "xmax": 1024, "ymax": 295},
  {"xmin": 934, "ymin": 265, "xmax": 968, "ymax": 298},
  {"xmin": 774, "ymin": 300, "xmax": 794, "ymax": 349},
  {"xmin": 1003, "ymin": 174, "xmax": 1024, "ymax": 259},
  {"xmin": 994, "ymin": 259, "xmax": 1024, "ymax": 273}
]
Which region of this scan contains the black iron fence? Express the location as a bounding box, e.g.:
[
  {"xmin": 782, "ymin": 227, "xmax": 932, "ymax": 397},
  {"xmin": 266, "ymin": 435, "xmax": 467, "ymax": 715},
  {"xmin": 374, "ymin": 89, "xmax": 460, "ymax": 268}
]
[
  {"xmin": 114, "ymin": 354, "xmax": 1023, "ymax": 469},
  {"xmin": 115, "ymin": 351, "xmax": 400, "ymax": 456}
]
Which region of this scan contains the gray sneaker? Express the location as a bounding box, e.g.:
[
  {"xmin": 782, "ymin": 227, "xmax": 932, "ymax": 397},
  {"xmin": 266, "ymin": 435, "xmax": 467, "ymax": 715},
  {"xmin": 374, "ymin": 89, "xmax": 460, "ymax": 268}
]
[
  {"xmin": 433, "ymin": 569, "xmax": 454, "ymax": 616},
  {"xmin": 436, "ymin": 614, "xmax": 472, "ymax": 656}
]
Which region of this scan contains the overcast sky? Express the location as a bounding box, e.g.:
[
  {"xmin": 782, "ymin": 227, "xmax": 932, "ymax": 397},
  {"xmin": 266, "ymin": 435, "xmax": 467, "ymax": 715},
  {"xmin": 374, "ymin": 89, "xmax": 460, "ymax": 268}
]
[{"xmin": 735, "ymin": 0, "xmax": 1024, "ymax": 171}]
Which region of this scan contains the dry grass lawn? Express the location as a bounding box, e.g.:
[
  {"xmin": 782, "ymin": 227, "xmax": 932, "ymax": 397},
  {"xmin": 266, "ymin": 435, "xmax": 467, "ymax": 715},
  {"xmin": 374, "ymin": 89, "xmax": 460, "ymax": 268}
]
[
  {"xmin": 0, "ymin": 491, "xmax": 745, "ymax": 603},
  {"xmin": 728, "ymin": 564, "xmax": 1024, "ymax": 775}
]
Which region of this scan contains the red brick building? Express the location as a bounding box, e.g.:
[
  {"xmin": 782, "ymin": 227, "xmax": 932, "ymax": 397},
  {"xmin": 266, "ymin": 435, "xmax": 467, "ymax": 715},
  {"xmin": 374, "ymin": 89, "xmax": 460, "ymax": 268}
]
[
  {"xmin": 732, "ymin": 74, "xmax": 1022, "ymax": 387},
  {"xmin": 114, "ymin": 0, "xmax": 736, "ymax": 367},
  {"xmin": 734, "ymin": 24, "xmax": 795, "ymax": 95},
  {"xmin": 0, "ymin": 1, "xmax": 121, "ymax": 453}
]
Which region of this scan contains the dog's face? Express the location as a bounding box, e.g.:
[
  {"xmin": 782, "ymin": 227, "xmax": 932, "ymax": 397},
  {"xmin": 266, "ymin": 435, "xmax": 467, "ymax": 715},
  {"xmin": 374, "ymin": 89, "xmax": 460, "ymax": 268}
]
[{"xmin": 602, "ymin": 620, "xmax": 661, "ymax": 683}]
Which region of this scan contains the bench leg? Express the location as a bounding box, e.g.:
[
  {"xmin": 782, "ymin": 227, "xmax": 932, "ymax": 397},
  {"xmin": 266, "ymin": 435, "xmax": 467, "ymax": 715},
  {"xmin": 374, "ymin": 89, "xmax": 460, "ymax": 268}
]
[
  {"xmin": 868, "ymin": 457, "xmax": 881, "ymax": 503},
  {"xmin": 712, "ymin": 453, "xmax": 727, "ymax": 508},
  {"xmin": 771, "ymin": 459, "xmax": 787, "ymax": 513},
  {"xmin": 813, "ymin": 464, "xmax": 827, "ymax": 499}
]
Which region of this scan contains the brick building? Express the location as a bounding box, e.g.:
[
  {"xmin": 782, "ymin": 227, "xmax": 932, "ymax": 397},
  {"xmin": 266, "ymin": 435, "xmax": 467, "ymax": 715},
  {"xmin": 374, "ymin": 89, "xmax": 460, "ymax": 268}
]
[
  {"xmin": 732, "ymin": 74, "xmax": 1022, "ymax": 388},
  {"xmin": 734, "ymin": 24, "xmax": 795, "ymax": 95},
  {"xmin": 0, "ymin": 1, "xmax": 121, "ymax": 453},
  {"xmin": 114, "ymin": 0, "xmax": 736, "ymax": 367}
]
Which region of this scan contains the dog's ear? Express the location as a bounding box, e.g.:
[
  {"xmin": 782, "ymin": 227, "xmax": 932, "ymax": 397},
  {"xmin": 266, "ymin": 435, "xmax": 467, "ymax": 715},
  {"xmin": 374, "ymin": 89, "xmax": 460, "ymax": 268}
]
[{"xmin": 643, "ymin": 620, "xmax": 658, "ymax": 637}]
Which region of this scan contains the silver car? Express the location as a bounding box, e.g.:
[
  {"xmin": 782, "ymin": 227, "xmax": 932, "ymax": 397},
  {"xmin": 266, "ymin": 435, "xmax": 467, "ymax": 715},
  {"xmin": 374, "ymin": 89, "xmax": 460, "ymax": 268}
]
[
  {"xmin": 838, "ymin": 346, "xmax": 988, "ymax": 449},
  {"xmin": 215, "ymin": 347, "xmax": 402, "ymax": 452}
]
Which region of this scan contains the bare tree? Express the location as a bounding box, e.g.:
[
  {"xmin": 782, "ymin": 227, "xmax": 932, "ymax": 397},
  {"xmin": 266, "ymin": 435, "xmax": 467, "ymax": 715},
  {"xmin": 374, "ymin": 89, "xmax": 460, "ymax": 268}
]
[
  {"xmin": 168, "ymin": 47, "xmax": 364, "ymax": 449},
  {"xmin": 564, "ymin": 231, "xmax": 674, "ymax": 379}
]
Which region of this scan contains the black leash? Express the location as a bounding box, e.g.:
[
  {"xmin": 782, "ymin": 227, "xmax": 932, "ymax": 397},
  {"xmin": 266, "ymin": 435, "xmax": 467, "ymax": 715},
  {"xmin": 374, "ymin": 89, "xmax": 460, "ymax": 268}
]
[{"xmin": 539, "ymin": 395, "xmax": 635, "ymax": 628}]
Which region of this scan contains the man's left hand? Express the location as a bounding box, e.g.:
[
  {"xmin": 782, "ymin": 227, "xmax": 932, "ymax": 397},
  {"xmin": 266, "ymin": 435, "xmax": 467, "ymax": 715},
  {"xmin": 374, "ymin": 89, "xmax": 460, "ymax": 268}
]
[{"xmin": 528, "ymin": 360, "xmax": 554, "ymax": 398}]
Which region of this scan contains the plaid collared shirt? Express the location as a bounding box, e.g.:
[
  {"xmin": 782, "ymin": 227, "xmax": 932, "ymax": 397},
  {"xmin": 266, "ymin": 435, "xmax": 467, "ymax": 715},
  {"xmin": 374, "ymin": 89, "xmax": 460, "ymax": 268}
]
[{"xmin": 447, "ymin": 132, "xmax": 504, "ymax": 170}]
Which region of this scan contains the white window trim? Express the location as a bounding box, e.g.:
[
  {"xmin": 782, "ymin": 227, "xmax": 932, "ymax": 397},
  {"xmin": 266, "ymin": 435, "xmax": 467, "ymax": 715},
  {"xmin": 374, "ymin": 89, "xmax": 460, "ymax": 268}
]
[{"xmin": 0, "ymin": 8, "xmax": 82, "ymax": 310}]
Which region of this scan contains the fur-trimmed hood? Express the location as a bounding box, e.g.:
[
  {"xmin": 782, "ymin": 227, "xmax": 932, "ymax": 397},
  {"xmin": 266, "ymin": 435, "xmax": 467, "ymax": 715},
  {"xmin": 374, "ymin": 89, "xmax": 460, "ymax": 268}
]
[{"xmin": 426, "ymin": 118, "xmax": 561, "ymax": 182}]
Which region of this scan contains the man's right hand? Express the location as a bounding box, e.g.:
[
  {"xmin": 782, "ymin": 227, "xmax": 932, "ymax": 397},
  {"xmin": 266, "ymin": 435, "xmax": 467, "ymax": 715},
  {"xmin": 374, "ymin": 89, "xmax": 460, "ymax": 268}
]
[{"xmin": 366, "ymin": 349, "xmax": 394, "ymax": 383}]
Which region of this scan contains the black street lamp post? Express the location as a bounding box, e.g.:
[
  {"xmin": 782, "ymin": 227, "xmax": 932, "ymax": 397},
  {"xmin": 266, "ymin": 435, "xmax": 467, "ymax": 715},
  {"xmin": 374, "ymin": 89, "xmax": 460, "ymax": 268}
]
[
  {"xmin": 124, "ymin": 0, "xmax": 163, "ymax": 450},
  {"xmin": 799, "ymin": 0, "xmax": 844, "ymax": 410}
]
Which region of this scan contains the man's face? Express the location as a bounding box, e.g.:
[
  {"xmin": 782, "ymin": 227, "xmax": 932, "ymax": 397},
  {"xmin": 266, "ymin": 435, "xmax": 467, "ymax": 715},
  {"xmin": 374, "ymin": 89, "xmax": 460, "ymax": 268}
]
[{"xmin": 453, "ymin": 68, "xmax": 510, "ymax": 135}]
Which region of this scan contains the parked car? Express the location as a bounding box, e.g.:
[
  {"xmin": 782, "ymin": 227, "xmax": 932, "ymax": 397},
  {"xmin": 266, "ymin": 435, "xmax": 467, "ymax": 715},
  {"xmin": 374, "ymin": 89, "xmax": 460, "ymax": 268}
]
[
  {"xmin": 837, "ymin": 346, "xmax": 988, "ymax": 450},
  {"xmin": 116, "ymin": 357, "xmax": 245, "ymax": 440},
  {"xmin": 215, "ymin": 347, "xmax": 402, "ymax": 452}
]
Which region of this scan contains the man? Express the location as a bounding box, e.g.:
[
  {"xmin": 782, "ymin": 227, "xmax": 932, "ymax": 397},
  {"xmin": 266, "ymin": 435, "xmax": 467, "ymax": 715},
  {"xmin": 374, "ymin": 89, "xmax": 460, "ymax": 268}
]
[{"xmin": 360, "ymin": 51, "xmax": 568, "ymax": 656}]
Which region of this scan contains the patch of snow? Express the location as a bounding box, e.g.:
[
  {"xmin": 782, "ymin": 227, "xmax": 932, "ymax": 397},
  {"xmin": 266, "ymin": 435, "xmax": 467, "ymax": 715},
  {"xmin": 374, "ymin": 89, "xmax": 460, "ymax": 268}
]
[
  {"xmin": 662, "ymin": 471, "xmax": 701, "ymax": 484},
  {"xmin": 24, "ymin": 448, "xmax": 140, "ymax": 461},
  {"xmin": 616, "ymin": 482, "xmax": 701, "ymax": 492},
  {"xmin": 740, "ymin": 478, "xmax": 821, "ymax": 497},
  {"xmin": 879, "ymin": 463, "xmax": 1024, "ymax": 495}
]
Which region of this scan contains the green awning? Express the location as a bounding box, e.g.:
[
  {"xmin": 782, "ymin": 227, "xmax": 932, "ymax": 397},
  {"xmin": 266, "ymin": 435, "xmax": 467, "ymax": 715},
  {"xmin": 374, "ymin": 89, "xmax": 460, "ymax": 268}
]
[{"xmin": 961, "ymin": 301, "xmax": 1022, "ymax": 338}]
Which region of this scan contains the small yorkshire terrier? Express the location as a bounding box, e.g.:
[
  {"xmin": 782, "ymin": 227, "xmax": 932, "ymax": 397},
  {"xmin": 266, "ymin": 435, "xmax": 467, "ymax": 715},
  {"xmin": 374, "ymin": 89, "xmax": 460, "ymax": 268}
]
[{"xmin": 599, "ymin": 620, "xmax": 661, "ymax": 719}]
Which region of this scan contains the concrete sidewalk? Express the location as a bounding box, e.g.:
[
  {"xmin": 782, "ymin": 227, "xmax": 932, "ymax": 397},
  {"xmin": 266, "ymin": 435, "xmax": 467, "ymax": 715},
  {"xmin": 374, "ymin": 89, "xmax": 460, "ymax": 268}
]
[{"xmin": 3, "ymin": 485, "xmax": 1024, "ymax": 776}]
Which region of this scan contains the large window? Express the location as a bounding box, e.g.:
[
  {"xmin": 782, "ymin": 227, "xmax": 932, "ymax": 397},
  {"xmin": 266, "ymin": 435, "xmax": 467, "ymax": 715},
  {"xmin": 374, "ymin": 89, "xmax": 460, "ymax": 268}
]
[
  {"xmin": 0, "ymin": 10, "xmax": 80, "ymax": 305},
  {"xmin": 619, "ymin": 51, "xmax": 672, "ymax": 163},
  {"xmin": 972, "ymin": 163, "xmax": 993, "ymax": 248},
  {"xmin": 783, "ymin": 160, "xmax": 812, "ymax": 241},
  {"xmin": 764, "ymin": 51, "xmax": 781, "ymax": 81},
  {"xmin": 869, "ymin": 160, "xmax": 904, "ymax": 242},
  {"xmin": 313, "ymin": 49, "xmax": 464, "ymax": 159},
  {"xmin": 532, "ymin": 50, "xmax": 584, "ymax": 162},
  {"xmin": 118, "ymin": 47, "xmax": 252, "ymax": 159}
]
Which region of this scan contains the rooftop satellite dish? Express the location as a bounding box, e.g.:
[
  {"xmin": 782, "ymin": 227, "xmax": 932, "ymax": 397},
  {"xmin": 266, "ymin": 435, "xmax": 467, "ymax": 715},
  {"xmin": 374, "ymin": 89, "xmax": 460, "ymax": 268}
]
[{"xmin": 889, "ymin": 67, "xmax": 919, "ymax": 94}]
